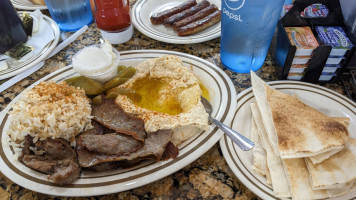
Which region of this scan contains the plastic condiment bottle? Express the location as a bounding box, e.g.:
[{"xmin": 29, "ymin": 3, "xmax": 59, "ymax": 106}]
[
  {"xmin": 0, "ymin": 0, "xmax": 28, "ymax": 54},
  {"xmin": 94, "ymin": 0, "xmax": 133, "ymax": 44}
]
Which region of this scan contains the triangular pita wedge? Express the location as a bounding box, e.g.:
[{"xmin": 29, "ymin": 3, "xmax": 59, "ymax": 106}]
[
  {"xmin": 250, "ymin": 103, "xmax": 291, "ymax": 197},
  {"xmin": 306, "ymin": 138, "xmax": 356, "ymax": 190},
  {"xmin": 251, "ymin": 71, "xmax": 350, "ymax": 160},
  {"xmin": 251, "ymin": 115, "xmax": 267, "ymax": 177},
  {"xmin": 251, "ymin": 72, "xmax": 280, "ymax": 156},
  {"xmin": 290, "ymin": 93, "xmax": 347, "ymax": 164},
  {"xmin": 283, "ymin": 158, "xmax": 356, "ymax": 200},
  {"xmin": 265, "ymin": 84, "xmax": 350, "ymax": 159}
]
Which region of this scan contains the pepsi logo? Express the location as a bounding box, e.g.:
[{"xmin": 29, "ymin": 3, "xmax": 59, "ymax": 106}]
[{"xmin": 223, "ymin": 0, "xmax": 245, "ymax": 10}]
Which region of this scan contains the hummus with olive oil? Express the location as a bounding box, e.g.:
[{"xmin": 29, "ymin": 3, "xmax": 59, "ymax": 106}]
[{"xmin": 115, "ymin": 55, "xmax": 209, "ymax": 146}]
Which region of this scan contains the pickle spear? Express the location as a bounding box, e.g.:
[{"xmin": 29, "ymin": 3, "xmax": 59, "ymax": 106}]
[
  {"xmin": 103, "ymin": 78, "xmax": 129, "ymax": 91},
  {"xmin": 65, "ymin": 76, "xmax": 104, "ymax": 95},
  {"xmin": 117, "ymin": 66, "xmax": 136, "ymax": 78},
  {"xmin": 103, "ymin": 67, "xmax": 136, "ymax": 90}
]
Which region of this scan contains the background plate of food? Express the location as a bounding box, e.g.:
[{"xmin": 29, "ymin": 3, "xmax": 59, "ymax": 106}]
[
  {"xmin": 11, "ymin": 0, "xmax": 47, "ymax": 10},
  {"xmin": 0, "ymin": 49, "xmax": 237, "ymax": 196},
  {"xmin": 0, "ymin": 11, "xmax": 59, "ymax": 80},
  {"xmin": 131, "ymin": 0, "xmax": 221, "ymax": 44},
  {"xmin": 220, "ymin": 74, "xmax": 356, "ymax": 200}
]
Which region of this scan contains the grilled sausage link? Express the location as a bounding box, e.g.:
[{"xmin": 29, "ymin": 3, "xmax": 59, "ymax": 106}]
[
  {"xmin": 172, "ymin": 4, "xmax": 219, "ymax": 30},
  {"xmin": 177, "ymin": 10, "xmax": 221, "ymax": 36},
  {"xmin": 163, "ymin": 0, "xmax": 210, "ymax": 27},
  {"xmin": 150, "ymin": 0, "xmax": 197, "ymax": 25}
]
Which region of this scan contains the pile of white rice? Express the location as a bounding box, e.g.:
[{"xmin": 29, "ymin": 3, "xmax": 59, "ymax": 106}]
[{"xmin": 7, "ymin": 81, "xmax": 93, "ymax": 147}]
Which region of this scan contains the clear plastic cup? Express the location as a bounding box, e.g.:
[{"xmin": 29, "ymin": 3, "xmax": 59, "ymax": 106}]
[
  {"xmin": 44, "ymin": 0, "xmax": 93, "ymax": 32},
  {"xmin": 72, "ymin": 44, "xmax": 120, "ymax": 83},
  {"xmin": 220, "ymin": 0, "xmax": 284, "ymax": 73}
]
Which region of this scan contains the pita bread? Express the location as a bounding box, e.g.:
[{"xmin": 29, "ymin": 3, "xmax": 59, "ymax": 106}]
[
  {"xmin": 251, "ymin": 71, "xmax": 350, "ymax": 160},
  {"xmin": 291, "ymin": 94, "xmax": 349, "ymax": 164},
  {"xmin": 251, "ymin": 116, "xmax": 267, "ymax": 177},
  {"xmin": 308, "ymin": 148, "xmax": 341, "ymax": 164},
  {"xmin": 251, "ymin": 72, "xmax": 280, "ymax": 156},
  {"xmin": 265, "ymin": 84, "xmax": 350, "ymax": 159},
  {"xmin": 283, "ymin": 158, "xmax": 356, "ymax": 199},
  {"xmin": 251, "ymin": 103, "xmax": 272, "ymax": 184},
  {"xmin": 265, "ymin": 160, "xmax": 272, "ymax": 185},
  {"xmin": 250, "ymin": 103, "xmax": 291, "ymax": 197},
  {"xmin": 306, "ymin": 138, "xmax": 356, "ymax": 190}
]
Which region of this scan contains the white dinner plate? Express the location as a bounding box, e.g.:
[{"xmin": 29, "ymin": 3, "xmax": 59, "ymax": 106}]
[
  {"xmin": 11, "ymin": 0, "xmax": 47, "ymax": 10},
  {"xmin": 131, "ymin": 0, "xmax": 221, "ymax": 44},
  {"xmin": 0, "ymin": 50, "xmax": 237, "ymax": 196},
  {"xmin": 220, "ymin": 81, "xmax": 356, "ymax": 200},
  {"xmin": 0, "ymin": 12, "xmax": 60, "ymax": 80}
]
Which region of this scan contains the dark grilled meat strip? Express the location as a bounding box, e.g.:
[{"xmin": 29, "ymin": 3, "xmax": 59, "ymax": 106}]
[
  {"xmin": 22, "ymin": 155, "xmax": 57, "ymax": 173},
  {"xmin": 92, "ymin": 95, "xmax": 146, "ymax": 142},
  {"xmin": 163, "ymin": 0, "xmax": 210, "ymax": 27},
  {"xmin": 161, "ymin": 142, "xmax": 179, "ymax": 160},
  {"xmin": 22, "ymin": 156, "xmax": 80, "ymax": 185},
  {"xmin": 89, "ymin": 162, "xmax": 121, "ymax": 171},
  {"xmin": 172, "ymin": 4, "xmax": 219, "ymax": 30},
  {"xmin": 89, "ymin": 159, "xmax": 143, "ymax": 171},
  {"xmin": 78, "ymin": 133, "xmax": 143, "ymax": 156},
  {"xmin": 34, "ymin": 138, "xmax": 77, "ymax": 160},
  {"xmin": 48, "ymin": 159, "xmax": 80, "ymax": 184},
  {"xmin": 77, "ymin": 129, "xmax": 173, "ymax": 168},
  {"xmin": 20, "ymin": 135, "xmax": 80, "ymax": 185},
  {"xmin": 21, "ymin": 134, "xmax": 33, "ymax": 156},
  {"xmin": 150, "ymin": 0, "xmax": 197, "ymax": 25},
  {"xmin": 177, "ymin": 9, "xmax": 221, "ymax": 36},
  {"xmin": 80, "ymin": 121, "xmax": 105, "ymax": 136}
]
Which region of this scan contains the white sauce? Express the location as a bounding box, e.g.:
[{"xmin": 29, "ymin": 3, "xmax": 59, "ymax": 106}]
[{"xmin": 72, "ymin": 40, "xmax": 119, "ymax": 83}]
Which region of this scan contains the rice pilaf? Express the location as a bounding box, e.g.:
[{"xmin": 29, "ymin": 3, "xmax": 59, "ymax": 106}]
[{"xmin": 7, "ymin": 81, "xmax": 93, "ymax": 147}]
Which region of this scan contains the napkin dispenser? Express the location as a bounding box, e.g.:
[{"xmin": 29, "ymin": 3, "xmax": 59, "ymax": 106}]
[{"xmin": 275, "ymin": 0, "xmax": 356, "ymax": 83}]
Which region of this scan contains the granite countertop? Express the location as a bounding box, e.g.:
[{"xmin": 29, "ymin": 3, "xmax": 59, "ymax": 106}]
[{"xmin": 0, "ymin": 14, "xmax": 349, "ymax": 200}]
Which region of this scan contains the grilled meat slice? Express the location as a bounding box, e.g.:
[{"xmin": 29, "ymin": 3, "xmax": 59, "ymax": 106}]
[
  {"xmin": 20, "ymin": 135, "xmax": 81, "ymax": 185},
  {"xmin": 92, "ymin": 95, "xmax": 146, "ymax": 142},
  {"xmin": 78, "ymin": 133, "xmax": 143, "ymax": 156},
  {"xmin": 77, "ymin": 129, "xmax": 173, "ymax": 168},
  {"xmin": 161, "ymin": 142, "xmax": 179, "ymax": 160}
]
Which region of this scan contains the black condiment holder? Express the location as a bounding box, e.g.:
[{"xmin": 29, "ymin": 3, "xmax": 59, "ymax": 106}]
[{"xmin": 275, "ymin": 0, "xmax": 356, "ymax": 83}]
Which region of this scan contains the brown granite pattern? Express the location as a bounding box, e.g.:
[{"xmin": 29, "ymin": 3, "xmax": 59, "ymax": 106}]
[{"xmin": 0, "ymin": 7, "xmax": 351, "ymax": 200}]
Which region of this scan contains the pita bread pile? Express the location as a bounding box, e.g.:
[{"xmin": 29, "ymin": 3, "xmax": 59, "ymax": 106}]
[{"xmin": 249, "ymin": 72, "xmax": 355, "ymax": 199}]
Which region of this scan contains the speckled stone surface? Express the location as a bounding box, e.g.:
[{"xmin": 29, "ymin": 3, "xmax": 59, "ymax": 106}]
[{"xmin": 0, "ymin": 6, "xmax": 351, "ymax": 200}]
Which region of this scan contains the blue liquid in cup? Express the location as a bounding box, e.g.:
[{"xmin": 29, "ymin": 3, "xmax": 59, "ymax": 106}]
[
  {"xmin": 45, "ymin": 0, "xmax": 93, "ymax": 32},
  {"xmin": 220, "ymin": 0, "xmax": 284, "ymax": 73}
]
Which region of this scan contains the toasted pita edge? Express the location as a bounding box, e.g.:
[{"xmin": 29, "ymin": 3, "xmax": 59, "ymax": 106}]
[{"xmin": 250, "ymin": 71, "xmax": 280, "ymax": 156}]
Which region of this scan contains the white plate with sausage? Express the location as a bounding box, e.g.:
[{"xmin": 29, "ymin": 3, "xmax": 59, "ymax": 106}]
[{"xmin": 131, "ymin": 0, "xmax": 221, "ymax": 44}]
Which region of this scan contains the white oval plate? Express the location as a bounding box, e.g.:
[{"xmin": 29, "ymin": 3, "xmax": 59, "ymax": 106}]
[
  {"xmin": 0, "ymin": 12, "xmax": 60, "ymax": 80},
  {"xmin": 0, "ymin": 50, "xmax": 236, "ymax": 197},
  {"xmin": 131, "ymin": 0, "xmax": 221, "ymax": 44},
  {"xmin": 11, "ymin": 0, "xmax": 47, "ymax": 10},
  {"xmin": 220, "ymin": 81, "xmax": 356, "ymax": 200}
]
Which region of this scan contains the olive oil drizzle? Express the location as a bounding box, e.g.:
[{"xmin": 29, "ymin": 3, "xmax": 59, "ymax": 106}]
[{"xmin": 125, "ymin": 76, "xmax": 183, "ymax": 115}]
